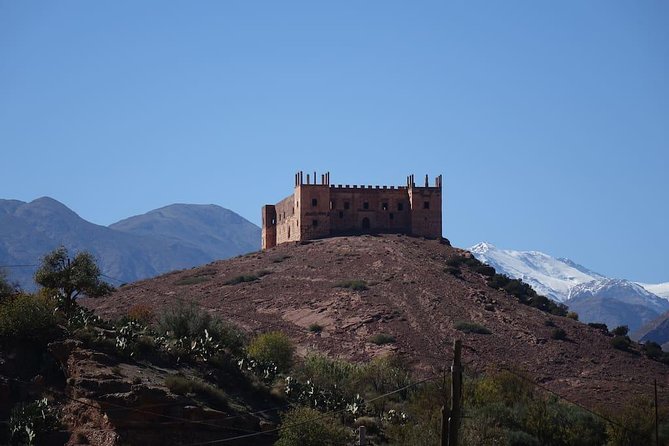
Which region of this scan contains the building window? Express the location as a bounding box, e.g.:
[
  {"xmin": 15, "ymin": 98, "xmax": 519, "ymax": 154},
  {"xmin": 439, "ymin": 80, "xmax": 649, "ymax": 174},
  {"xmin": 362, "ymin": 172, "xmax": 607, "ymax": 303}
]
[
  {"xmin": 389, "ymin": 213, "xmax": 394, "ymax": 220},
  {"xmin": 423, "ymin": 201, "xmax": 430, "ymax": 209},
  {"xmin": 397, "ymin": 203, "xmax": 404, "ymax": 211},
  {"xmin": 312, "ymin": 198, "xmax": 318, "ymax": 207},
  {"xmin": 344, "ymin": 201, "xmax": 350, "ymax": 210},
  {"xmin": 363, "ymin": 202, "xmax": 369, "ymax": 210},
  {"xmin": 339, "ymin": 211, "xmax": 344, "ymax": 218},
  {"xmin": 313, "ymin": 220, "xmax": 318, "ymax": 227},
  {"xmin": 382, "ymin": 202, "xmax": 388, "ymax": 210},
  {"xmin": 330, "ymin": 200, "xmax": 334, "ymax": 209}
]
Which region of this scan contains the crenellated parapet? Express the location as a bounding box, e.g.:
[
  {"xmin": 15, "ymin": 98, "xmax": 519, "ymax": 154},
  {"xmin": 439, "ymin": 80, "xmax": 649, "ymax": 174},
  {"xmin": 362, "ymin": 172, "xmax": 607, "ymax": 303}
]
[{"xmin": 262, "ymin": 171, "xmax": 443, "ymax": 250}]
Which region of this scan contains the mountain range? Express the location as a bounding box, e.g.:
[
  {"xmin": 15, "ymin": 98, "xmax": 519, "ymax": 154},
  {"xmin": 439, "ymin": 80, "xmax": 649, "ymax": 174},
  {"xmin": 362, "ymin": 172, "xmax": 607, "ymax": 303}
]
[
  {"xmin": 0, "ymin": 197, "xmax": 260, "ymax": 289},
  {"xmin": 469, "ymin": 242, "xmax": 669, "ymax": 341}
]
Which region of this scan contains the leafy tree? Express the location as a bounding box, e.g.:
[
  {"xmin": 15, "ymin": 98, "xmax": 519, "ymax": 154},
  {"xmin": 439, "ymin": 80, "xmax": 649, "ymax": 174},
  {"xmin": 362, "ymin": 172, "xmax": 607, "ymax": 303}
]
[
  {"xmin": 34, "ymin": 247, "xmax": 113, "ymax": 312},
  {"xmin": 0, "ymin": 268, "xmax": 18, "ymax": 300}
]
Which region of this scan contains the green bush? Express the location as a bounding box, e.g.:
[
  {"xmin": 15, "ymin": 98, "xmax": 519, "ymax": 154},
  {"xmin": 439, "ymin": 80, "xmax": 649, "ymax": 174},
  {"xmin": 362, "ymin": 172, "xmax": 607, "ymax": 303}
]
[
  {"xmin": 641, "ymin": 341, "xmax": 668, "ymax": 363},
  {"xmin": 156, "ymin": 300, "xmax": 245, "ymax": 354},
  {"xmin": 224, "ymin": 274, "xmax": 259, "ymax": 285},
  {"xmin": 164, "ymin": 375, "xmax": 228, "ymax": 410},
  {"xmin": 611, "ymin": 325, "xmax": 629, "ymax": 336},
  {"xmin": 335, "ymin": 280, "xmax": 369, "ymax": 291},
  {"xmin": 308, "ymin": 323, "xmax": 323, "ymax": 333},
  {"xmin": 247, "ymin": 331, "xmax": 295, "ymax": 373},
  {"xmin": 587, "ymin": 322, "xmax": 609, "ymax": 333},
  {"xmin": 566, "ymin": 311, "xmax": 579, "ymax": 321},
  {"xmin": 9, "ymin": 398, "xmax": 61, "ymax": 446},
  {"xmin": 610, "ymin": 335, "xmax": 632, "ymax": 351},
  {"xmin": 369, "ymin": 333, "xmax": 396, "ymax": 345},
  {"xmin": 444, "ymin": 266, "xmax": 462, "ymax": 277},
  {"xmin": 174, "ymin": 275, "xmax": 212, "ymax": 286},
  {"xmin": 0, "ymin": 294, "xmax": 61, "ymax": 345},
  {"xmin": 454, "ymin": 321, "xmax": 492, "ymax": 334},
  {"xmin": 550, "ymin": 328, "xmax": 567, "ymax": 340},
  {"xmin": 276, "ymin": 407, "xmax": 352, "ymax": 446}
]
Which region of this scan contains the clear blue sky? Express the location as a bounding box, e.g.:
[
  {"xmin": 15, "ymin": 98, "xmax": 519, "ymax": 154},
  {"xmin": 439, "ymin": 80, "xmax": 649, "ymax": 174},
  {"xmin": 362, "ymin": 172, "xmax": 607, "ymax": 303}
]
[{"xmin": 1, "ymin": 1, "xmax": 667, "ymax": 282}]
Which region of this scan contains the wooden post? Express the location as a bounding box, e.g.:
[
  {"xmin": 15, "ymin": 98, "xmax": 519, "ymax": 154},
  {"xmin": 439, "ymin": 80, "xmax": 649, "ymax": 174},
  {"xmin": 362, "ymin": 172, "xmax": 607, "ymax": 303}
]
[
  {"xmin": 358, "ymin": 425, "xmax": 366, "ymax": 446},
  {"xmin": 440, "ymin": 406, "xmax": 449, "ymax": 446},
  {"xmin": 655, "ymin": 379, "xmax": 659, "ymax": 446},
  {"xmin": 448, "ymin": 340, "xmax": 462, "ymax": 446}
]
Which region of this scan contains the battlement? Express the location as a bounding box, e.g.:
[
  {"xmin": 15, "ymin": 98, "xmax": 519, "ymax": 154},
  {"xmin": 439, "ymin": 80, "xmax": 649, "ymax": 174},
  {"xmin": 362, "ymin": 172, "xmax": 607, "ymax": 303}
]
[{"xmin": 262, "ymin": 171, "xmax": 443, "ymax": 250}]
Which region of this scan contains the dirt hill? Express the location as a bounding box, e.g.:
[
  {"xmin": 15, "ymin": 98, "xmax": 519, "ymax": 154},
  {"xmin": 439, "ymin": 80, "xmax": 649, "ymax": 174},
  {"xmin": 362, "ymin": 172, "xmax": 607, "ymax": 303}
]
[{"xmin": 85, "ymin": 234, "xmax": 669, "ymax": 411}]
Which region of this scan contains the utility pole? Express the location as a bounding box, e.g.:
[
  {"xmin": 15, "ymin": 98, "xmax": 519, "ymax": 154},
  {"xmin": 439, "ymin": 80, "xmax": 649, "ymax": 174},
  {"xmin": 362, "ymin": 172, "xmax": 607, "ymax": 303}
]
[{"xmin": 448, "ymin": 340, "xmax": 462, "ymax": 446}]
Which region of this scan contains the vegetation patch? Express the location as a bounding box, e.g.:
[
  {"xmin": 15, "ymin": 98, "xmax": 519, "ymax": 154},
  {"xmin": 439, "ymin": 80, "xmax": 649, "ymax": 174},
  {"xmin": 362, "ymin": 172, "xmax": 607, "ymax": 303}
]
[
  {"xmin": 486, "ymin": 273, "xmax": 568, "ymax": 317},
  {"xmin": 9, "ymin": 398, "xmax": 61, "ymax": 446},
  {"xmin": 454, "ymin": 321, "xmax": 492, "ymax": 335},
  {"xmin": 224, "ymin": 274, "xmax": 259, "ymax": 285},
  {"xmin": 550, "ymin": 328, "xmax": 567, "ymax": 340},
  {"xmin": 368, "ymin": 333, "xmax": 396, "ymax": 345},
  {"xmin": 0, "ymin": 293, "xmax": 62, "ymax": 346},
  {"xmin": 164, "ymin": 375, "xmax": 229, "ymax": 410},
  {"xmin": 308, "ymin": 323, "xmax": 323, "ymax": 333},
  {"xmin": 272, "ymin": 255, "xmax": 291, "ymax": 263},
  {"xmin": 276, "ymin": 406, "xmax": 352, "ymax": 446},
  {"xmin": 248, "ymin": 331, "xmax": 295, "ymax": 373},
  {"xmin": 587, "ymin": 322, "xmax": 609, "ymax": 333},
  {"xmin": 334, "ymin": 280, "xmax": 369, "ymax": 291},
  {"xmin": 610, "ymin": 335, "xmax": 633, "ymax": 352}
]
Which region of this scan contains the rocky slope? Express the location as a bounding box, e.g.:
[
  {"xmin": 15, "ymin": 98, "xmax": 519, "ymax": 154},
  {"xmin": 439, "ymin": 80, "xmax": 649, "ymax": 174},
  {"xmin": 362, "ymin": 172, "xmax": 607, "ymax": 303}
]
[
  {"xmin": 85, "ymin": 235, "xmax": 669, "ymax": 411},
  {"xmin": 0, "ymin": 198, "xmax": 260, "ymax": 290}
]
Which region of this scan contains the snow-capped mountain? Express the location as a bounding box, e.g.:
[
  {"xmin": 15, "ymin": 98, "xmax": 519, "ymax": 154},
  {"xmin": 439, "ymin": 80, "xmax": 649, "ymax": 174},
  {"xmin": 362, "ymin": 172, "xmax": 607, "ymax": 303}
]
[
  {"xmin": 637, "ymin": 282, "xmax": 669, "ymax": 300},
  {"xmin": 469, "ymin": 242, "xmax": 669, "ymax": 332},
  {"xmin": 469, "ymin": 242, "xmax": 603, "ymax": 302},
  {"xmin": 566, "ymin": 279, "xmax": 669, "ymax": 332}
]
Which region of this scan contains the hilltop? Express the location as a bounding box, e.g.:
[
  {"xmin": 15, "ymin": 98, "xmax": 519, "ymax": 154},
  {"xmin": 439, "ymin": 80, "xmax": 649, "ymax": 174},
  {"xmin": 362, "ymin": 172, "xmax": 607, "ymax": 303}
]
[{"xmin": 86, "ymin": 234, "xmax": 669, "ymax": 411}]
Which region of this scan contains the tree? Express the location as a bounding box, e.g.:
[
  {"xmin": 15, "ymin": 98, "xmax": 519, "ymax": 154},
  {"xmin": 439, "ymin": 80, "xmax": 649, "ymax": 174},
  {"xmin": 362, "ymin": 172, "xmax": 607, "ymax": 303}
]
[
  {"xmin": 34, "ymin": 247, "xmax": 113, "ymax": 311},
  {"xmin": 0, "ymin": 269, "xmax": 18, "ymax": 300}
]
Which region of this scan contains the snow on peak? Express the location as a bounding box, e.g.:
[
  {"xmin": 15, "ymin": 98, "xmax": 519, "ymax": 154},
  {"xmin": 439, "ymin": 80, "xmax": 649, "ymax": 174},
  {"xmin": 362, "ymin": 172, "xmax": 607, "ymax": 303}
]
[
  {"xmin": 470, "ymin": 242, "xmax": 496, "ymax": 254},
  {"xmin": 468, "ymin": 242, "xmax": 601, "ymax": 302},
  {"xmin": 637, "ymin": 282, "xmax": 669, "ymax": 300}
]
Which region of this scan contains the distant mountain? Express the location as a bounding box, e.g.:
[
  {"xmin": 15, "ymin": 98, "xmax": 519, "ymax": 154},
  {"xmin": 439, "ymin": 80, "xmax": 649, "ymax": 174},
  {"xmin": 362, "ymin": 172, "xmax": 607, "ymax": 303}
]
[
  {"xmin": 566, "ymin": 279, "xmax": 669, "ymax": 333},
  {"xmin": 637, "ymin": 282, "xmax": 669, "ymax": 300},
  {"xmin": 468, "ymin": 242, "xmax": 604, "ymax": 302},
  {"xmin": 109, "ymin": 204, "xmax": 259, "ymax": 260},
  {"xmin": 469, "ymin": 242, "xmax": 669, "ymax": 334},
  {"xmin": 0, "ymin": 198, "xmax": 260, "ymax": 289},
  {"xmin": 635, "ymin": 311, "xmax": 669, "ymax": 351}
]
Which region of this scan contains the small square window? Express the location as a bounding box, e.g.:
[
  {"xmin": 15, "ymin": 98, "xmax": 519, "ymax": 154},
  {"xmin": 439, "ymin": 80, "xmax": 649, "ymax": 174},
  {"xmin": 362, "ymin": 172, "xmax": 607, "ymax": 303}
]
[
  {"xmin": 312, "ymin": 198, "xmax": 318, "ymax": 207},
  {"xmin": 313, "ymin": 219, "xmax": 318, "ymax": 227},
  {"xmin": 397, "ymin": 203, "xmax": 404, "ymax": 211},
  {"xmin": 344, "ymin": 202, "xmax": 350, "ymax": 210},
  {"xmin": 423, "ymin": 201, "xmax": 430, "ymax": 209},
  {"xmin": 363, "ymin": 202, "xmax": 369, "ymax": 210},
  {"xmin": 382, "ymin": 202, "xmax": 388, "ymax": 210}
]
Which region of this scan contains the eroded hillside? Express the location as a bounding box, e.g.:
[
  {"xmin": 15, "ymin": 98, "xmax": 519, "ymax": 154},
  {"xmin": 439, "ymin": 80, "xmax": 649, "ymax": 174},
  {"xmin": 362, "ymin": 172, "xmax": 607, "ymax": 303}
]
[{"xmin": 86, "ymin": 235, "xmax": 669, "ymax": 411}]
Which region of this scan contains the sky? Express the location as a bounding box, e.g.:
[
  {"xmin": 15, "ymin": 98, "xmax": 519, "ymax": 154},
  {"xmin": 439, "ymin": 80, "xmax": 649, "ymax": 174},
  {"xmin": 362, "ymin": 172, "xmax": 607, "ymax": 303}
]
[{"xmin": 1, "ymin": 1, "xmax": 667, "ymax": 282}]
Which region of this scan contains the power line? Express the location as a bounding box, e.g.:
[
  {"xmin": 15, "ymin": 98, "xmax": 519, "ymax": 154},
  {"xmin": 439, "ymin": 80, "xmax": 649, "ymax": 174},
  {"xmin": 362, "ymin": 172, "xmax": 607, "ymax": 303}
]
[
  {"xmin": 497, "ymin": 366, "xmax": 648, "ymax": 438},
  {"xmin": 6, "ymin": 376, "xmax": 263, "ymax": 435},
  {"xmin": 185, "ymin": 374, "xmax": 442, "ymax": 445}
]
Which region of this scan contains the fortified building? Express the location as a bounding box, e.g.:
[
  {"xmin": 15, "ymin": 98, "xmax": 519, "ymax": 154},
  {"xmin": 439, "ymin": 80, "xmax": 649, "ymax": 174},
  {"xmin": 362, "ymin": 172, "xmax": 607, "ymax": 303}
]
[{"xmin": 262, "ymin": 171, "xmax": 443, "ymax": 250}]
